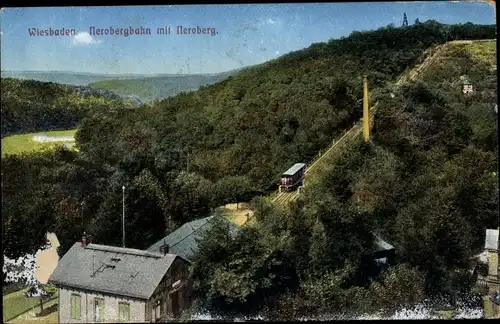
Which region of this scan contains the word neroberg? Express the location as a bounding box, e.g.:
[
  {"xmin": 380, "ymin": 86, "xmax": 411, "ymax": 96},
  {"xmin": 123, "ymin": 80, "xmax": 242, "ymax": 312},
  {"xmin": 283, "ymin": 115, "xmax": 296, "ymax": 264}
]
[{"xmin": 90, "ymin": 26, "xmax": 219, "ymax": 37}]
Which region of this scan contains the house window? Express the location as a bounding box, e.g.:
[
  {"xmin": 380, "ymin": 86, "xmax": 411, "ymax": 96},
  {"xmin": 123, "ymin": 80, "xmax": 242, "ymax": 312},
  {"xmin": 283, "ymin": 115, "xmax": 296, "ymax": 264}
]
[
  {"xmin": 70, "ymin": 293, "xmax": 82, "ymax": 319},
  {"xmin": 94, "ymin": 297, "xmax": 104, "ymax": 322},
  {"xmin": 118, "ymin": 302, "xmax": 130, "ymax": 322},
  {"xmin": 154, "ymin": 300, "xmax": 161, "ymax": 321}
]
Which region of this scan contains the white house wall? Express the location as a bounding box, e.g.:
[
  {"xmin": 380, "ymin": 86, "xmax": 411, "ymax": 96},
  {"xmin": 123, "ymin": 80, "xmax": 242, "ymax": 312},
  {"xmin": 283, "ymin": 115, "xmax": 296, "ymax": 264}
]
[{"xmin": 58, "ymin": 287, "xmax": 146, "ymax": 323}]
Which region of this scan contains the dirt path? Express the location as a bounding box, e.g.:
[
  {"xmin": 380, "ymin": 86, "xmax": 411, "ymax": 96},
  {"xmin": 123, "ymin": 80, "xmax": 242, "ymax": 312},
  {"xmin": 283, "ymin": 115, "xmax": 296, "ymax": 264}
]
[
  {"xmin": 217, "ymin": 203, "xmax": 254, "ymax": 226},
  {"xmin": 32, "ymin": 135, "xmax": 75, "ymax": 143}
]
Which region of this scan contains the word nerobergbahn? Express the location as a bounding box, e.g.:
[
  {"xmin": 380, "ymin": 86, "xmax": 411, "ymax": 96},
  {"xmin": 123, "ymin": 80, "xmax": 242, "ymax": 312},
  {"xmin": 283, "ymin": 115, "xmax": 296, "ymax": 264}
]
[{"xmin": 89, "ymin": 26, "xmax": 217, "ymax": 37}]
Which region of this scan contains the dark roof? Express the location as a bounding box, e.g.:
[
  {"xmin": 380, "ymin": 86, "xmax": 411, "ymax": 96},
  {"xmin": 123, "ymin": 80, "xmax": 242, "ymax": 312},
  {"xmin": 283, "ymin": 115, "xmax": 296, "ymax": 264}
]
[
  {"xmin": 147, "ymin": 215, "xmax": 238, "ymax": 262},
  {"xmin": 49, "ymin": 243, "xmax": 179, "ymax": 299},
  {"xmin": 283, "ymin": 163, "xmax": 306, "ymax": 176},
  {"xmin": 372, "ymin": 233, "xmax": 395, "ymax": 253},
  {"xmin": 460, "ymin": 75, "xmax": 472, "ymax": 85}
]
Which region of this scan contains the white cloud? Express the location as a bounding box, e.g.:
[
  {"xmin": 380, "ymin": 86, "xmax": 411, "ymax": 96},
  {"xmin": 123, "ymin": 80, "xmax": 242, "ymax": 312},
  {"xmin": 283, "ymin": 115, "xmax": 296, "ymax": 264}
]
[
  {"xmin": 0, "ymin": 31, "xmax": 3, "ymax": 36},
  {"xmin": 275, "ymin": 51, "xmax": 280, "ymax": 55},
  {"xmin": 72, "ymin": 31, "xmax": 103, "ymax": 45},
  {"xmin": 257, "ymin": 17, "xmax": 283, "ymax": 29}
]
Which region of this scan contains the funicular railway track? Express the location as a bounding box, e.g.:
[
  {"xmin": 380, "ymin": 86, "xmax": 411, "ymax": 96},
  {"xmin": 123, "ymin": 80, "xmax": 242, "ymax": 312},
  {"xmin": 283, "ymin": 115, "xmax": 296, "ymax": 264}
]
[
  {"xmin": 273, "ymin": 103, "xmax": 378, "ymax": 206},
  {"xmin": 272, "ymin": 40, "xmax": 451, "ymax": 207},
  {"xmin": 259, "ymin": 38, "xmax": 468, "ymax": 213}
]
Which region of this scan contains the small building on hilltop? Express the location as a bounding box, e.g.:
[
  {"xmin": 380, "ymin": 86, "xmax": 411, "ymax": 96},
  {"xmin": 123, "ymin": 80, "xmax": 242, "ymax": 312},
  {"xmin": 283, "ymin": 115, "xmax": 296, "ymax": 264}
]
[
  {"xmin": 49, "ymin": 233, "xmax": 192, "ymax": 323},
  {"xmin": 148, "ymin": 215, "xmax": 238, "ymax": 262},
  {"xmin": 460, "ymin": 75, "xmax": 474, "ymax": 96}
]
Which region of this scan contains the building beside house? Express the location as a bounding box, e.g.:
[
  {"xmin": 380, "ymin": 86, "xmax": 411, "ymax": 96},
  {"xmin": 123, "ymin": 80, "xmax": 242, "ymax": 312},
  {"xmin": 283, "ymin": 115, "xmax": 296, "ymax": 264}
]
[
  {"xmin": 460, "ymin": 75, "xmax": 474, "ymax": 95},
  {"xmin": 478, "ymin": 228, "xmax": 500, "ymax": 319},
  {"xmin": 147, "ymin": 215, "xmax": 238, "ymax": 262},
  {"xmin": 484, "ymin": 229, "xmax": 499, "ymax": 290},
  {"xmin": 49, "ymin": 233, "xmax": 192, "ymax": 323}
]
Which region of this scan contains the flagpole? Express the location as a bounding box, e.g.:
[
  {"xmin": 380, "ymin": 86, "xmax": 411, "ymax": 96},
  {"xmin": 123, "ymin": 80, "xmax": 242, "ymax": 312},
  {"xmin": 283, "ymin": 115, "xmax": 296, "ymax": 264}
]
[
  {"xmin": 81, "ymin": 201, "xmax": 85, "ymax": 232},
  {"xmin": 122, "ymin": 185, "xmax": 125, "ymax": 248}
]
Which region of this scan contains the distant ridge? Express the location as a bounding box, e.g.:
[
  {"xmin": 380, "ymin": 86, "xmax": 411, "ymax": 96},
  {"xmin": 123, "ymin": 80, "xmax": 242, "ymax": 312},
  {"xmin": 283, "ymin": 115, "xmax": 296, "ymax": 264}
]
[
  {"xmin": 0, "ymin": 68, "xmax": 247, "ymax": 99},
  {"xmin": 87, "ymin": 69, "xmax": 243, "ymax": 103},
  {"xmin": 1, "ymin": 67, "xmax": 246, "ymax": 79}
]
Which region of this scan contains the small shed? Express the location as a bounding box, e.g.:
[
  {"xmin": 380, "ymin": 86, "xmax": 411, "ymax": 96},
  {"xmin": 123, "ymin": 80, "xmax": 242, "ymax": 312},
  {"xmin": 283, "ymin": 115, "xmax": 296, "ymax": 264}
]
[{"xmin": 460, "ymin": 75, "xmax": 474, "ymax": 95}]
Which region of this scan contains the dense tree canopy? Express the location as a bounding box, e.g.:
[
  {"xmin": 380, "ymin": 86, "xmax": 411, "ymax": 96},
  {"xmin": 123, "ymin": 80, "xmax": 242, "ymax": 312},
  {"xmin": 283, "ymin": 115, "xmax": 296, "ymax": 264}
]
[
  {"xmin": 1, "ymin": 21, "xmax": 497, "ymax": 317},
  {"xmin": 188, "ymin": 25, "xmax": 497, "ymax": 317},
  {"xmin": 0, "ymin": 78, "xmax": 138, "ymax": 137}
]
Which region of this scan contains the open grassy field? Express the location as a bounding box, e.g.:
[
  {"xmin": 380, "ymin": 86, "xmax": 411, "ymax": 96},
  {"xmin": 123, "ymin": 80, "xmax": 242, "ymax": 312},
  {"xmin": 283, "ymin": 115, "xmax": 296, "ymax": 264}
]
[
  {"xmin": 8, "ymin": 299, "xmax": 58, "ymax": 324},
  {"xmin": 450, "ymin": 39, "xmax": 497, "ymax": 67},
  {"xmin": 3, "ymin": 288, "xmax": 59, "ymax": 323},
  {"xmin": 8, "ymin": 300, "xmax": 58, "ymax": 324},
  {"xmin": 2, "ymin": 129, "xmax": 77, "ymax": 157}
]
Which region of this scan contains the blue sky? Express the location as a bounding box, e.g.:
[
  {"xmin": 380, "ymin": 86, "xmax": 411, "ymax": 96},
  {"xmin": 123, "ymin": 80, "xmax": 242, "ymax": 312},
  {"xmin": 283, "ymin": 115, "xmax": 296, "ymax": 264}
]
[{"xmin": 0, "ymin": 2, "xmax": 496, "ymax": 74}]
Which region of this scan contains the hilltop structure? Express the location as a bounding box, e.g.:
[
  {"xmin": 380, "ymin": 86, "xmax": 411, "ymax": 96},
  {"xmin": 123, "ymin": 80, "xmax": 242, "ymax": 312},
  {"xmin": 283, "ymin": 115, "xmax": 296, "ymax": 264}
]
[
  {"xmin": 402, "ymin": 13, "xmax": 408, "ymax": 27},
  {"xmin": 460, "ymin": 75, "xmax": 474, "ymax": 96}
]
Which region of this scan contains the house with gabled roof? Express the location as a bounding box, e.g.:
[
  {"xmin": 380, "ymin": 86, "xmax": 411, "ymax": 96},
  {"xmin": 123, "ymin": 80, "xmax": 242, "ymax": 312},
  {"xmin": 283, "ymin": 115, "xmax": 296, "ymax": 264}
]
[{"xmin": 49, "ymin": 233, "xmax": 192, "ymax": 323}]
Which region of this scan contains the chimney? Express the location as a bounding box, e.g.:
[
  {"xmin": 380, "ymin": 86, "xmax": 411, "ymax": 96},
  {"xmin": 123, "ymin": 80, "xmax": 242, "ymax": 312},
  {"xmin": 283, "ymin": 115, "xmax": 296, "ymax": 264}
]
[
  {"xmin": 82, "ymin": 232, "xmax": 89, "ymax": 247},
  {"xmin": 159, "ymin": 240, "xmax": 169, "ymax": 255}
]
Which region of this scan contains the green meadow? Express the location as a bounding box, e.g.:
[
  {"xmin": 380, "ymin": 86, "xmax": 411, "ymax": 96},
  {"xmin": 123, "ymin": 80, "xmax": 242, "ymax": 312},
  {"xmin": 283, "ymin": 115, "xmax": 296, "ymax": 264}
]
[
  {"xmin": 3, "ymin": 287, "xmax": 59, "ymax": 322},
  {"xmin": 2, "ymin": 129, "xmax": 78, "ymax": 157}
]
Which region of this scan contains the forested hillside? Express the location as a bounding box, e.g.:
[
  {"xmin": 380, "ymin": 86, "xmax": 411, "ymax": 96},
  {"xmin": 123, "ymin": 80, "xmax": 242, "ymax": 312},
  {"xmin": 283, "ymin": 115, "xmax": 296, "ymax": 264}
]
[
  {"xmin": 189, "ymin": 40, "xmax": 498, "ymax": 317},
  {"xmin": 0, "ymin": 78, "xmax": 139, "ymax": 137},
  {"xmin": 77, "ymin": 21, "xmax": 496, "ymax": 192},
  {"xmin": 88, "ymin": 69, "xmax": 242, "ymax": 103},
  {"xmin": 2, "ymin": 21, "xmax": 497, "ymax": 317}
]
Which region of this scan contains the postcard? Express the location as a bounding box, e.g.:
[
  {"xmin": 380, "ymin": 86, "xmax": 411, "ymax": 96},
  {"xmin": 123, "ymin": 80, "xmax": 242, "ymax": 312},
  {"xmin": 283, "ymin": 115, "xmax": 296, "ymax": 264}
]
[{"xmin": 1, "ymin": 2, "xmax": 498, "ymax": 322}]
